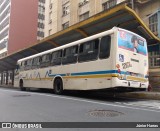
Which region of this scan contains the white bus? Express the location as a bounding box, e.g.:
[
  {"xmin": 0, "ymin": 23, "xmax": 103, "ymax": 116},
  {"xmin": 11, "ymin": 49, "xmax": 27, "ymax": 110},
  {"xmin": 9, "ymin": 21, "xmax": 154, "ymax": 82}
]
[{"xmin": 14, "ymin": 27, "xmax": 149, "ymax": 94}]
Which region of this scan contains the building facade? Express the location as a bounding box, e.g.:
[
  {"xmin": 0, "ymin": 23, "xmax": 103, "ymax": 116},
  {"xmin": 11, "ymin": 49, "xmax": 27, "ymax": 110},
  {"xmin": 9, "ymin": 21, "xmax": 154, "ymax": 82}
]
[
  {"xmin": 0, "ymin": 0, "xmax": 46, "ymax": 56},
  {"xmin": 0, "ymin": 0, "xmax": 38, "ymax": 57},
  {"xmin": 0, "ymin": 0, "xmax": 10, "ymax": 58},
  {"xmin": 37, "ymin": 0, "xmax": 46, "ymax": 41},
  {"xmin": 44, "ymin": 0, "xmax": 126, "ymax": 37},
  {"xmin": 134, "ymin": 0, "xmax": 160, "ymax": 88},
  {"xmin": 0, "ymin": 0, "xmax": 44, "ymax": 85}
]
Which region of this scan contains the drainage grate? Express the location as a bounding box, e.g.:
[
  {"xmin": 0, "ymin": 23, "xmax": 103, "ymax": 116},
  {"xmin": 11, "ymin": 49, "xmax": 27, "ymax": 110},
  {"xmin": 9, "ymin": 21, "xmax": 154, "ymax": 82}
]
[
  {"xmin": 89, "ymin": 110, "xmax": 124, "ymax": 117},
  {"xmin": 12, "ymin": 94, "xmax": 31, "ymax": 97}
]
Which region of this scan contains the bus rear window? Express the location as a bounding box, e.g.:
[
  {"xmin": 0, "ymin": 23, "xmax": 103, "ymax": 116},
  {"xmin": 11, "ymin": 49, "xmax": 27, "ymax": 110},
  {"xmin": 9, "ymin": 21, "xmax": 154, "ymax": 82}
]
[{"xmin": 118, "ymin": 30, "xmax": 147, "ymax": 55}]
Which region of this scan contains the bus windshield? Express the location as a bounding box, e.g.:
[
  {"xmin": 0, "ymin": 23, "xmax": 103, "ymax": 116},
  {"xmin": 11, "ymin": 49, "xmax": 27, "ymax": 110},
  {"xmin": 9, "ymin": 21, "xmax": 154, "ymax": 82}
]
[{"xmin": 118, "ymin": 29, "xmax": 147, "ymax": 56}]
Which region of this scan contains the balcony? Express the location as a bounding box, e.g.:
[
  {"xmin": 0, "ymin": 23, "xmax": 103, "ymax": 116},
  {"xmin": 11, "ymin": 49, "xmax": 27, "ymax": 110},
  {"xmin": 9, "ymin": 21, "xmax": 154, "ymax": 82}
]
[
  {"xmin": 0, "ymin": 0, "xmax": 10, "ymax": 13},
  {"xmin": 0, "ymin": 17, "xmax": 9, "ymax": 31},
  {"xmin": 0, "ymin": 40, "xmax": 7, "ymax": 51},
  {"xmin": 0, "ymin": 27, "xmax": 9, "ymax": 40},
  {"xmin": 0, "ymin": 5, "xmax": 10, "ymax": 22}
]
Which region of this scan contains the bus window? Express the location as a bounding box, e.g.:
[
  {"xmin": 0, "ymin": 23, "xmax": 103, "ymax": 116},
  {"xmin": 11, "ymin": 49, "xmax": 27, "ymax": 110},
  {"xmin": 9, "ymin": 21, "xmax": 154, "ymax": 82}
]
[
  {"xmin": 51, "ymin": 50, "xmax": 62, "ymax": 66},
  {"xmin": 62, "ymin": 45, "xmax": 78, "ymax": 65},
  {"xmin": 25, "ymin": 59, "xmax": 32, "ymax": 70},
  {"xmin": 32, "ymin": 57, "xmax": 41, "ymax": 69},
  {"xmin": 99, "ymin": 35, "xmax": 111, "ymax": 59},
  {"xmin": 20, "ymin": 61, "xmax": 25, "ymax": 71},
  {"xmin": 78, "ymin": 39, "xmax": 99, "ymax": 62},
  {"xmin": 40, "ymin": 53, "xmax": 51, "ymax": 68}
]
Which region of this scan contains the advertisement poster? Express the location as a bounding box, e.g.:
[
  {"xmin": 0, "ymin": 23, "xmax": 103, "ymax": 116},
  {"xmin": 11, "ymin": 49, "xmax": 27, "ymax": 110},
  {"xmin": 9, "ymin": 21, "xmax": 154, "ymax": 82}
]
[{"xmin": 118, "ymin": 30, "xmax": 147, "ymax": 56}]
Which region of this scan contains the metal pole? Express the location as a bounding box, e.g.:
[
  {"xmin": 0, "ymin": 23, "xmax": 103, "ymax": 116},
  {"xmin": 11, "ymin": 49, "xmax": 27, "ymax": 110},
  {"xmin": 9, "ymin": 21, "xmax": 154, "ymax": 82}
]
[
  {"xmin": 6, "ymin": 71, "xmax": 8, "ymax": 85},
  {"xmin": 12, "ymin": 70, "xmax": 14, "ymax": 86},
  {"xmin": 0, "ymin": 73, "xmax": 3, "ymax": 85},
  {"xmin": 131, "ymin": 0, "xmax": 134, "ymax": 9}
]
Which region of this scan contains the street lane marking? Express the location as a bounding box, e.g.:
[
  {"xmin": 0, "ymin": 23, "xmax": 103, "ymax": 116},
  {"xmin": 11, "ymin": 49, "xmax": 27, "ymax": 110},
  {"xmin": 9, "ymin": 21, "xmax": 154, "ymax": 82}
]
[{"xmin": 0, "ymin": 88, "xmax": 160, "ymax": 113}]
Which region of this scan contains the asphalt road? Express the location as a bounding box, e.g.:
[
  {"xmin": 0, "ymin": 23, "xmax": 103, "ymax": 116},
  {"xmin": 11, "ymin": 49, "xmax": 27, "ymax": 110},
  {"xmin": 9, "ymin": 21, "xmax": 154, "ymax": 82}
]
[{"xmin": 0, "ymin": 87, "xmax": 160, "ymax": 131}]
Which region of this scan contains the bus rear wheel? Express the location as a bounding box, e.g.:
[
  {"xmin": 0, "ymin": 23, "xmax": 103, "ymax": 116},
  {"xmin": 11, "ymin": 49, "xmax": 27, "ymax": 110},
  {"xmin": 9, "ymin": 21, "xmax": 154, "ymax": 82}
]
[
  {"xmin": 54, "ymin": 78, "xmax": 63, "ymax": 95},
  {"xmin": 19, "ymin": 80, "xmax": 26, "ymax": 91}
]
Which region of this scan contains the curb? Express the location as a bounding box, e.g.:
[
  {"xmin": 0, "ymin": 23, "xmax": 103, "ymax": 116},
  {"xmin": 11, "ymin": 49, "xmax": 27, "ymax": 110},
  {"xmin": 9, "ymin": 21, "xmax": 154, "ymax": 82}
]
[{"xmin": 117, "ymin": 92, "xmax": 160, "ymax": 100}]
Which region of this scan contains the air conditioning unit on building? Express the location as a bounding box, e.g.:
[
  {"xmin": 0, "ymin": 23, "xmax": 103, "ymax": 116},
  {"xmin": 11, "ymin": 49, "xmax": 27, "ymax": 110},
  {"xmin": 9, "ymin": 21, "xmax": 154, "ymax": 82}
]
[
  {"xmin": 49, "ymin": 19, "xmax": 52, "ymax": 24},
  {"xmin": 66, "ymin": 9, "xmax": 70, "ymax": 14},
  {"xmin": 49, "ymin": 3, "xmax": 52, "ymax": 9},
  {"xmin": 84, "ymin": 0, "xmax": 89, "ymax": 3},
  {"xmin": 79, "ymin": 2, "xmax": 83, "ymax": 7}
]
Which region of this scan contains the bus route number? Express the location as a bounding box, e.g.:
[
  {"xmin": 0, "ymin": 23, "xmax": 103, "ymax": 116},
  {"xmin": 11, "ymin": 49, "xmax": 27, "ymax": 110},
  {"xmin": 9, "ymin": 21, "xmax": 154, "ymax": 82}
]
[{"xmin": 122, "ymin": 62, "xmax": 132, "ymax": 69}]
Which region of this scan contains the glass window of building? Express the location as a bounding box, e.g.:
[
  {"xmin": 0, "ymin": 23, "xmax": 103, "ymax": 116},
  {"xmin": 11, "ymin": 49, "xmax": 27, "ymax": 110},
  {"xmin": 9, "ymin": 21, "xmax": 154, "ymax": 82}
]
[
  {"xmin": 149, "ymin": 13, "xmax": 158, "ymax": 35},
  {"xmin": 62, "ymin": 21, "xmax": 69, "ymax": 30},
  {"xmin": 79, "ymin": 12, "xmax": 89, "ymax": 21},
  {"xmin": 62, "ymin": 2, "xmax": 70, "ymax": 16},
  {"xmin": 102, "ymin": 0, "xmax": 117, "ymax": 10}
]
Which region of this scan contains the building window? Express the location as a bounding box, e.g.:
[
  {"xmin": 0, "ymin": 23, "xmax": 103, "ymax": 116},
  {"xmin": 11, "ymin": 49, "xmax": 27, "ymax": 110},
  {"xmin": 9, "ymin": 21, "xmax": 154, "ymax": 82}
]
[
  {"xmin": 149, "ymin": 13, "xmax": 158, "ymax": 35},
  {"xmin": 149, "ymin": 57, "xmax": 160, "ymax": 67},
  {"xmin": 149, "ymin": 51, "xmax": 160, "ymax": 67},
  {"xmin": 62, "ymin": 2, "xmax": 70, "ymax": 16},
  {"xmin": 39, "ymin": 0, "xmax": 45, "ymax": 4},
  {"xmin": 102, "ymin": 0, "xmax": 117, "ymax": 10},
  {"xmin": 79, "ymin": 12, "xmax": 89, "ymax": 21},
  {"xmin": 38, "ymin": 13, "xmax": 45, "ymax": 20},
  {"xmin": 62, "ymin": 22, "xmax": 69, "ymax": 29},
  {"xmin": 37, "ymin": 31, "xmax": 44, "ymax": 37},
  {"xmin": 38, "ymin": 5, "xmax": 45, "ymax": 12},
  {"xmin": 78, "ymin": 0, "xmax": 89, "ymax": 7},
  {"xmin": 38, "ymin": 22, "xmax": 44, "ymax": 29}
]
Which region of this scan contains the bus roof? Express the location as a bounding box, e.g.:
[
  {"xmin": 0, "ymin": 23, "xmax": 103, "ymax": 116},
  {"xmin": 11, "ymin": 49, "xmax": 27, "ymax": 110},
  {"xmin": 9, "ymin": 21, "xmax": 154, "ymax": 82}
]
[{"xmin": 17, "ymin": 27, "xmax": 146, "ymax": 63}]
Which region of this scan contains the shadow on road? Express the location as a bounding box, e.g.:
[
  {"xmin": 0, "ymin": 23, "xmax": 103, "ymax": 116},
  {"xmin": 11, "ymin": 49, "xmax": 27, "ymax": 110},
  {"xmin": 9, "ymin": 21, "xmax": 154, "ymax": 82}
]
[{"xmin": 24, "ymin": 88, "xmax": 141, "ymax": 103}]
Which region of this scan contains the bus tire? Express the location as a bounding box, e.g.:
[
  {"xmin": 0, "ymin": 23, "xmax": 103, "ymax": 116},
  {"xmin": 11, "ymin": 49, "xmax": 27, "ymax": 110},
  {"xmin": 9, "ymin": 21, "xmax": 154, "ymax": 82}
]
[
  {"xmin": 54, "ymin": 78, "xmax": 63, "ymax": 95},
  {"xmin": 19, "ymin": 80, "xmax": 26, "ymax": 91}
]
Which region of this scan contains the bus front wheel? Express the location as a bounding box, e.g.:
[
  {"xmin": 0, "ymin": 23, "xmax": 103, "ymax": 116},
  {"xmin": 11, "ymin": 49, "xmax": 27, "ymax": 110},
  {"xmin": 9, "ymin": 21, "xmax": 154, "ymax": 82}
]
[{"xmin": 54, "ymin": 78, "xmax": 63, "ymax": 95}]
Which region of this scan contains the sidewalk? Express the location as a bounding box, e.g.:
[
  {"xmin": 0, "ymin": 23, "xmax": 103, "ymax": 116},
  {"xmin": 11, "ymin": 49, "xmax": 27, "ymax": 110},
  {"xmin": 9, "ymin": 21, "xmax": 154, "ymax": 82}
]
[{"xmin": 117, "ymin": 91, "xmax": 160, "ymax": 100}]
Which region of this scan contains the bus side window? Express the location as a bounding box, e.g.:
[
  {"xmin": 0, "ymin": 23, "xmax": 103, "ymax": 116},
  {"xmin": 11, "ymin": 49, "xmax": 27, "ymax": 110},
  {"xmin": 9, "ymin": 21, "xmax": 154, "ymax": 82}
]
[
  {"xmin": 78, "ymin": 39, "xmax": 99, "ymax": 62},
  {"xmin": 32, "ymin": 57, "xmax": 40, "ymax": 69},
  {"xmin": 99, "ymin": 35, "xmax": 111, "ymax": 59},
  {"xmin": 62, "ymin": 45, "xmax": 78, "ymax": 65},
  {"xmin": 40, "ymin": 53, "xmax": 51, "ymax": 68},
  {"xmin": 25, "ymin": 59, "xmax": 32, "ymax": 70},
  {"xmin": 20, "ymin": 61, "xmax": 25, "ymax": 71},
  {"xmin": 51, "ymin": 50, "xmax": 62, "ymax": 66}
]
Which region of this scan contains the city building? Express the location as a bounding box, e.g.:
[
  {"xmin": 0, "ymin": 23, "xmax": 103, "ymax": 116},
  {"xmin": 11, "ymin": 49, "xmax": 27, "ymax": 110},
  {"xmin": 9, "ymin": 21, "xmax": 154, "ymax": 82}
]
[
  {"xmin": 0, "ymin": 0, "xmax": 45, "ymax": 85},
  {"xmin": 37, "ymin": 0, "xmax": 46, "ymax": 41},
  {"xmin": 44, "ymin": 0, "xmax": 125, "ymax": 37},
  {"xmin": 44, "ymin": 0, "xmax": 59, "ymax": 37},
  {"xmin": 133, "ymin": 0, "xmax": 160, "ymax": 88},
  {"xmin": 0, "ymin": 0, "xmax": 38, "ymax": 57}
]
